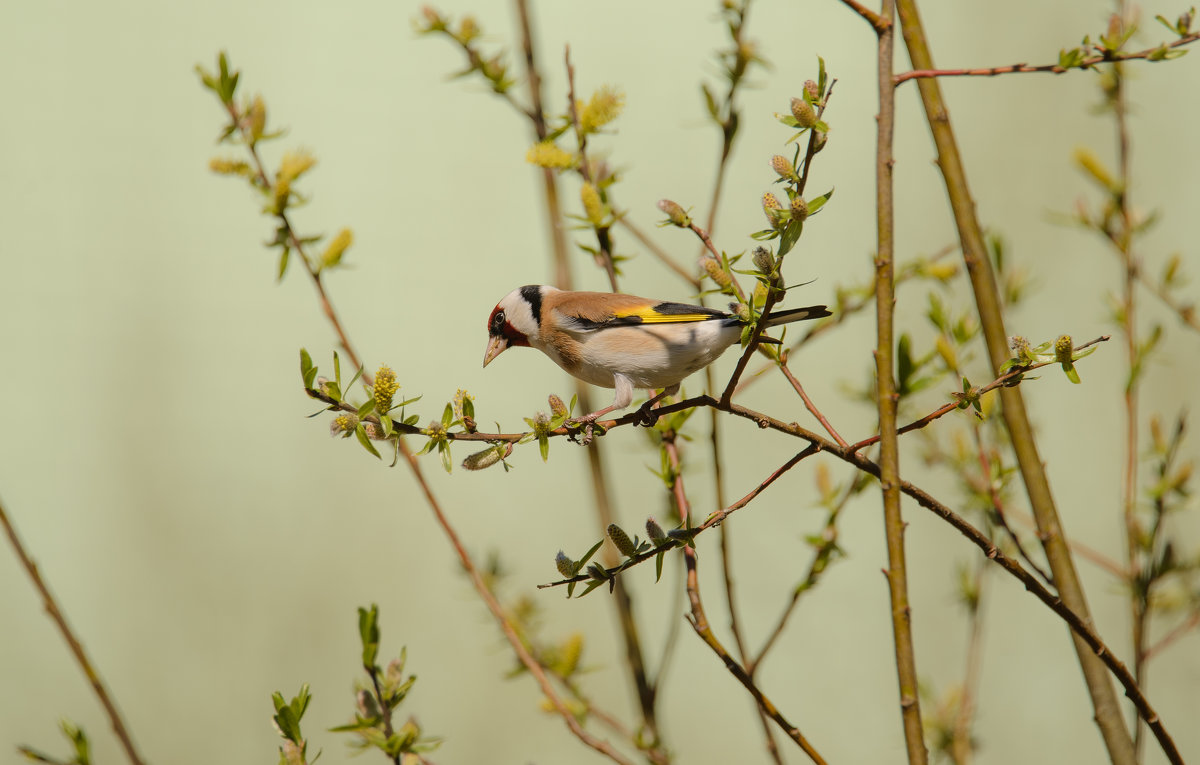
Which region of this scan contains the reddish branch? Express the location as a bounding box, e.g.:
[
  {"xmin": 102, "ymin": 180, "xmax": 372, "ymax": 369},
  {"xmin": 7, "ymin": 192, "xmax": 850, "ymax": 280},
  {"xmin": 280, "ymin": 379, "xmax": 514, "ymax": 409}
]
[
  {"xmin": 894, "ymin": 31, "xmax": 1200, "ymax": 85},
  {"xmin": 1, "ymin": 497, "xmax": 148, "ymax": 765}
]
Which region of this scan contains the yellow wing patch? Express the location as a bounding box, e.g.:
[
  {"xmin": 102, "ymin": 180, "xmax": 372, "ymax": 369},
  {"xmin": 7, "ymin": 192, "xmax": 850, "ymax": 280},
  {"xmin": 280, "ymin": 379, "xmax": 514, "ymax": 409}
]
[{"xmin": 612, "ymin": 302, "xmax": 726, "ymax": 324}]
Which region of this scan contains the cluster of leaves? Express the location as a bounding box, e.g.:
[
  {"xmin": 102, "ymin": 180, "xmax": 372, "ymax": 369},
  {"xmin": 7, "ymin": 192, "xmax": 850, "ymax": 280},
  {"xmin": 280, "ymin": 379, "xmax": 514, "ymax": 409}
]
[
  {"xmin": 271, "ymin": 605, "xmax": 439, "ymax": 765},
  {"xmin": 699, "ymin": 0, "xmax": 767, "ymax": 149},
  {"xmin": 17, "ymin": 720, "xmax": 91, "ymax": 765},
  {"xmin": 553, "ymin": 517, "xmax": 696, "ymax": 597},
  {"xmin": 1132, "ymin": 414, "xmax": 1200, "ymax": 633},
  {"xmin": 197, "ymin": 53, "xmax": 354, "ymax": 281},
  {"xmin": 1057, "ymin": 9, "xmax": 1193, "ymax": 70}
]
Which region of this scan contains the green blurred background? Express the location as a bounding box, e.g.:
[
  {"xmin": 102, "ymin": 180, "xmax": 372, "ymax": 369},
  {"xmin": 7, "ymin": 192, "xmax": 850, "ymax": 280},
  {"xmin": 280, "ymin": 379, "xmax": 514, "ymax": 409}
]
[{"xmin": 2, "ymin": 1, "xmax": 1197, "ymax": 762}]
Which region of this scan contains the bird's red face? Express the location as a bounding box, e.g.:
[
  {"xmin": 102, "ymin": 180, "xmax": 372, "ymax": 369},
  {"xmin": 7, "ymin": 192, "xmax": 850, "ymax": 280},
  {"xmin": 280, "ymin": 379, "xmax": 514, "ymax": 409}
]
[{"xmin": 483, "ymin": 303, "xmax": 530, "ymax": 367}]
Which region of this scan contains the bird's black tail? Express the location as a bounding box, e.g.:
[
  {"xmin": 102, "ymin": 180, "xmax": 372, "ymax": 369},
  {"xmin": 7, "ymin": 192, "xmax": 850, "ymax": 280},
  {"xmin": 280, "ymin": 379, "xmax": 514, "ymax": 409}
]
[{"xmin": 763, "ymin": 304, "xmax": 832, "ymax": 327}]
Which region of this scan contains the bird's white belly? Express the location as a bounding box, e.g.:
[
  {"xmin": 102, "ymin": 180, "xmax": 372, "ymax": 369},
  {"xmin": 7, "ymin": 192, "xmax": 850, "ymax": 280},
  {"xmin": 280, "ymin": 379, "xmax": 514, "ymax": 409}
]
[{"xmin": 542, "ymin": 322, "xmax": 740, "ymax": 390}]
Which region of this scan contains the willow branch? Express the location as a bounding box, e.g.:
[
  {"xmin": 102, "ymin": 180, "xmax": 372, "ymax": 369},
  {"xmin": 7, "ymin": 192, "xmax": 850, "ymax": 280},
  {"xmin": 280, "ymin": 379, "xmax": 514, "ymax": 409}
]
[
  {"xmin": 1, "ymin": 497, "xmax": 148, "ymax": 765},
  {"xmin": 894, "ymin": 31, "xmax": 1200, "ymax": 84},
  {"xmin": 893, "ymin": 0, "xmax": 1141, "ymax": 759},
  {"xmin": 684, "ymin": 548, "xmax": 828, "ymax": 764}
]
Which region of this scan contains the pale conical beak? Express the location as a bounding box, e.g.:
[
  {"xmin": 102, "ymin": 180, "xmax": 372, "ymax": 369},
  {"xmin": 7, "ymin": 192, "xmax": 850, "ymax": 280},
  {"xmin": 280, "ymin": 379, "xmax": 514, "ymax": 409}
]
[{"xmin": 483, "ymin": 335, "xmax": 509, "ymax": 368}]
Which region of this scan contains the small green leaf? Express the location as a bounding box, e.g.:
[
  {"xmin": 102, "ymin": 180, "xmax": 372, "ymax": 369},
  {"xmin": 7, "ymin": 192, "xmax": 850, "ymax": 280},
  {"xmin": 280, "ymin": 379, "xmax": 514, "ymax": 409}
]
[
  {"xmin": 333, "ymin": 351, "xmax": 343, "ymax": 386},
  {"xmin": 357, "ymin": 399, "xmax": 376, "ymax": 418},
  {"xmin": 778, "ymin": 219, "xmax": 803, "ymax": 256},
  {"xmin": 538, "ymin": 433, "xmax": 549, "ymax": 462},
  {"xmin": 806, "ymin": 188, "xmax": 834, "ymax": 216},
  {"xmin": 356, "ymin": 425, "xmax": 382, "ymax": 459},
  {"xmin": 577, "ymin": 539, "xmax": 605, "ymax": 569},
  {"xmin": 701, "ymin": 83, "xmax": 720, "ymax": 120},
  {"xmin": 441, "ymin": 403, "xmax": 453, "ymax": 429},
  {"xmin": 359, "ymin": 605, "xmax": 381, "ymax": 670},
  {"xmin": 277, "ymin": 246, "xmax": 290, "ymax": 281},
  {"xmin": 300, "ymin": 348, "xmax": 314, "ymax": 384}
]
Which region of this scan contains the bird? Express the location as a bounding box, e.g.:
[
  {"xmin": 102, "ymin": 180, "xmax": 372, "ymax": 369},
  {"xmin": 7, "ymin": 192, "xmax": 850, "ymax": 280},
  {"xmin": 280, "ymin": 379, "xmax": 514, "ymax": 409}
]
[{"xmin": 483, "ymin": 285, "xmax": 831, "ymax": 424}]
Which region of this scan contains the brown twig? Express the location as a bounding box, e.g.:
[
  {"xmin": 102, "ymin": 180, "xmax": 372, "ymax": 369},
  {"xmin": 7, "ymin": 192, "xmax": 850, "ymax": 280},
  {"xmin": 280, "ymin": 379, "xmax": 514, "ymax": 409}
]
[
  {"xmin": 951, "ymin": 557, "xmax": 987, "ymax": 765},
  {"xmin": 1143, "ymin": 610, "xmax": 1200, "ymax": 663},
  {"xmin": 778, "ymin": 355, "xmax": 848, "ymax": 447},
  {"xmin": 614, "ymin": 215, "xmax": 700, "ymax": 289},
  {"xmin": 1, "ymin": 497, "xmax": 148, "ymax": 765},
  {"xmin": 846, "ymin": 335, "xmax": 1111, "ymax": 455},
  {"xmin": 396, "ymin": 439, "xmax": 634, "ymax": 764},
  {"xmin": 512, "ymin": 9, "xmax": 661, "ymax": 752},
  {"xmin": 969, "ymin": 424, "xmax": 1054, "ymax": 585},
  {"xmin": 683, "ymin": 543, "xmax": 828, "ymax": 764},
  {"xmin": 662, "ymin": 428, "xmax": 782, "ymax": 765},
  {"xmin": 688, "ymin": 221, "xmax": 748, "ymax": 304},
  {"xmin": 869, "ymin": 0, "xmax": 927, "ymax": 759},
  {"xmin": 750, "ymin": 469, "xmax": 858, "ymax": 669},
  {"xmin": 227, "ymin": 104, "xmax": 364, "ymax": 375},
  {"xmin": 893, "ymin": 31, "xmax": 1200, "ymax": 85},
  {"xmin": 564, "ymin": 46, "xmax": 619, "ymax": 293},
  {"xmin": 838, "ymin": 0, "xmax": 889, "ymax": 32},
  {"xmin": 893, "ymin": 0, "xmax": 1143, "ymax": 758},
  {"xmin": 538, "ymin": 399, "xmax": 1185, "ymax": 763}
]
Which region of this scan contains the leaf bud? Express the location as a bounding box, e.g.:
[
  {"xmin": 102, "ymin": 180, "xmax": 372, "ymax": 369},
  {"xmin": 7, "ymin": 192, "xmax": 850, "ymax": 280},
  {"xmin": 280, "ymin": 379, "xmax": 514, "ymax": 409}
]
[
  {"xmin": 462, "ymin": 445, "xmax": 505, "ymax": 471},
  {"xmin": 701, "ymin": 256, "xmax": 732, "ymax": 288},
  {"xmin": 558, "ymin": 632, "xmax": 584, "ymax": 677},
  {"xmin": 526, "ymin": 142, "xmax": 575, "ymax": 169},
  {"xmin": 548, "ymin": 394, "xmax": 568, "ymax": 417},
  {"xmin": 762, "ymin": 192, "xmax": 785, "ymax": 229},
  {"xmin": 580, "ymin": 182, "xmax": 606, "ymax": 226},
  {"xmin": 330, "ymin": 413, "xmax": 358, "ymax": 437},
  {"xmin": 752, "ymin": 246, "xmax": 775, "ymax": 274},
  {"xmin": 804, "ymin": 79, "xmax": 820, "ymax": 101},
  {"xmin": 646, "ymin": 517, "xmax": 669, "ymax": 546},
  {"xmin": 790, "ymin": 196, "xmax": 809, "ymax": 222},
  {"xmin": 770, "ymin": 154, "xmax": 796, "ymax": 181},
  {"xmin": 1054, "ymin": 334, "xmax": 1073, "ymax": 364},
  {"xmin": 555, "ymin": 550, "xmax": 575, "ymax": 578},
  {"xmin": 356, "ymin": 689, "xmax": 379, "ymax": 719},
  {"xmin": 790, "ymin": 96, "xmax": 818, "ymax": 128},
  {"xmin": 657, "ymin": 199, "xmax": 691, "ymax": 227},
  {"xmin": 607, "ymin": 523, "xmax": 636, "ymax": 557},
  {"xmin": 373, "ymin": 364, "xmax": 399, "ymax": 413}
]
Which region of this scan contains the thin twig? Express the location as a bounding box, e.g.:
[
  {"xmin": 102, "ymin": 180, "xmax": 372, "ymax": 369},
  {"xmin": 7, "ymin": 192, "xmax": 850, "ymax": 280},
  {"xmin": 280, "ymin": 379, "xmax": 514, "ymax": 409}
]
[
  {"xmin": 869, "ymin": 0, "xmax": 927, "ymax": 759},
  {"xmin": 969, "ymin": 424, "xmax": 1054, "ymax": 585},
  {"xmin": 615, "ymin": 215, "xmax": 700, "ymax": 288},
  {"xmin": 894, "ymin": 31, "xmax": 1200, "ymax": 85},
  {"xmin": 951, "ymin": 557, "xmax": 987, "ymax": 765},
  {"xmin": 838, "ymin": 0, "xmax": 889, "ymax": 31},
  {"xmin": 689, "ymin": 221, "xmax": 748, "ymax": 304},
  {"xmin": 683, "ymin": 535, "xmax": 828, "ymax": 764},
  {"xmin": 538, "ymin": 400, "xmax": 1185, "ymax": 763},
  {"xmin": 750, "ymin": 470, "xmax": 858, "ymax": 669},
  {"xmin": 513, "ymin": 9, "xmax": 660, "ymax": 751},
  {"xmin": 892, "ymin": 0, "xmax": 1139, "ymax": 756},
  {"xmin": 1, "ymin": 497, "xmax": 148, "ymax": 765},
  {"xmin": 778, "ymin": 356, "xmax": 848, "ymax": 447},
  {"xmin": 846, "ymin": 335, "xmax": 1111, "ymax": 455},
  {"xmin": 564, "ymin": 46, "xmax": 618, "ymax": 293},
  {"xmin": 397, "ymin": 439, "xmax": 634, "ymax": 765}
]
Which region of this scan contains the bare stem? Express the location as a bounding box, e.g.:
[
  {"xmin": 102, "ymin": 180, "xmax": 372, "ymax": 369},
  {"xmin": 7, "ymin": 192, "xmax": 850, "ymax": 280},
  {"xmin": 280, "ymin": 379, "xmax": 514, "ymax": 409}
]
[
  {"xmin": 894, "ymin": 31, "xmax": 1200, "ymax": 84},
  {"xmin": 397, "ymin": 439, "xmax": 634, "ymax": 764},
  {"xmin": 1, "ymin": 497, "xmax": 148, "ymax": 765},
  {"xmin": 891, "ymin": 1, "xmax": 1138, "ymax": 758},
  {"xmin": 564, "ymin": 46, "xmax": 618, "ymax": 292},
  {"xmin": 869, "ymin": 1, "xmax": 927, "ymax": 760},
  {"xmin": 683, "ymin": 548, "xmax": 827, "ymax": 764}
]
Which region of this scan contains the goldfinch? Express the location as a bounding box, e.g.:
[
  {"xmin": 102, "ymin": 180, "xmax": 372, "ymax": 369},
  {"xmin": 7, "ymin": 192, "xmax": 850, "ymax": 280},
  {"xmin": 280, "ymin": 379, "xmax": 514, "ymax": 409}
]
[{"xmin": 483, "ymin": 285, "xmax": 831, "ymax": 422}]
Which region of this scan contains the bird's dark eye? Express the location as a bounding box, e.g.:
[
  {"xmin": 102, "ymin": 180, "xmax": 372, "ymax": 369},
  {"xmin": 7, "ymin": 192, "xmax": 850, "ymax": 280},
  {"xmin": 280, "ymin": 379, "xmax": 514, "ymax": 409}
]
[{"xmin": 491, "ymin": 310, "xmax": 506, "ymax": 332}]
